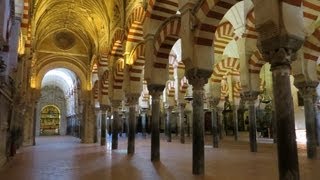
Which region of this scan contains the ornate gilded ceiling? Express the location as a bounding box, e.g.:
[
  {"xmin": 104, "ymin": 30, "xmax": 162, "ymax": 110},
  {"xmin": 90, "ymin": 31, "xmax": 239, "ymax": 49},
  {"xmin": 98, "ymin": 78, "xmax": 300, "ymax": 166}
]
[{"xmin": 33, "ymin": 0, "xmax": 112, "ymax": 54}]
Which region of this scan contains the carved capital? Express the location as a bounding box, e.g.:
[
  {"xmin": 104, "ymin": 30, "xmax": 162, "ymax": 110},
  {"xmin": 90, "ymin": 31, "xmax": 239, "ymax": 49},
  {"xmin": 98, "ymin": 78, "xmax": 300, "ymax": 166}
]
[
  {"xmin": 111, "ymin": 100, "xmax": 121, "ymax": 109},
  {"xmin": 267, "ymin": 48, "xmax": 297, "ymax": 69},
  {"xmin": 126, "ymin": 93, "xmax": 140, "ymax": 106},
  {"xmin": 258, "ymin": 34, "xmax": 304, "ymax": 58},
  {"xmin": 148, "ymin": 84, "xmax": 165, "ymax": 98},
  {"xmin": 185, "ymin": 68, "xmax": 212, "ymax": 90},
  {"xmin": 209, "ymin": 97, "xmax": 220, "ymax": 108},
  {"xmin": 295, "ymin": 81, "xmax": 318, "ymax": 99},
  {"xmin": 100, "ymin": 104, "xmax": 110, "ymax": 112},
  {"xmin": 241, "ymin": 91, "xmax": 260, "ymax": 102}
]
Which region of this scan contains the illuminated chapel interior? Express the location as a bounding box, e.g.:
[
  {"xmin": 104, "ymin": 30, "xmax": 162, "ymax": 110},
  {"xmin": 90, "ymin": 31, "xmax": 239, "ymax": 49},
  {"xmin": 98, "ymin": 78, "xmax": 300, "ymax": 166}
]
[{"xmin": 0, "ymin": 0, "xmax": 320, "ymax": 179}]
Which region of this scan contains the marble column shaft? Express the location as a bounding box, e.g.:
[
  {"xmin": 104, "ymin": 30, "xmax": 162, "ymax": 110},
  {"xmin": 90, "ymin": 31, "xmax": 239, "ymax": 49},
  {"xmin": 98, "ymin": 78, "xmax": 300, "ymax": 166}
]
[
  {"xmin": 245, "ymin": 92, "xmax": 258, "ymax": 152},
  {"xmin": 272, "ymin": 64, "xmax": 299, "ymax": 179},
  {"xmin": 127, "ymin": 96, "xmax": 138, "ymax": 155},
  {"xmin": 112, "ymin": 109, "xmax": 120, "ymax": 150},
  {"xmin": 100, "ymin": 111, "xmax": 107, "ymax": 146},
  {"xmin": 192, "ymin": 86, "xmax": 205, "ymax": 175},
  {"xmin": 233, "ymin": 105, "xmax": 238, "ymax": 141},
  {"xmin": 297, "ymin": 83, "xmax": 318, "ymax": 159},
  {"xmin": 166, "ymin": 107, "xmax": 173, "ymax": 142},
  {"xmin": 178, "ymin": 103, "xmax": 186, "ymax": 144},
  {"xmin": 150, "ymin": 89, "xmax": 163, "ymax": 161},
  {"xmin": 211, "ymin": 108, "xmax": 219, "ymax": 148}
]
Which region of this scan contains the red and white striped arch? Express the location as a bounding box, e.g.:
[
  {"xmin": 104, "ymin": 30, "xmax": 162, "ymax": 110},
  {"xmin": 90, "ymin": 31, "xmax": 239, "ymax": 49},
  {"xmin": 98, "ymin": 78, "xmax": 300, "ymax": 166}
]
[
  {"xmin": 129, "ymin": 43, "xmax": 145, "ymax": 82},
  {"xmin": 99, "ymin": 53, "xmax": 109, "ymax": 69},
  {"xmin": 113, "ymin": 59, "xmax": 125, "ymax": 90},
  {"xmin": 21, "ymin": 0, "xmax": 31, "ymax": 50},
  {"xmin": 220, "ymin": 80, "xmax": 229, "ymax": 100},
  {"xmin": 154, "ymin": 16, "xmax": 181, "ymax": 69},
  {"xmin": 248, "ymin": 50, "xmax": 266, "ymax": 74},
  {"xmin": 211, "ymin": 57, "xmax": 240, "ymax": 83},
  {"xmin": 110, "ymin": 29, "xmax": 126, "ymax": 90},
  {"xmin": 110, "ymin": 29, "xmax": 126, "ymax": 59},
  {"xmin": 93, "ymin": 80, "xmax": 99, "ymax": 102},
  {"xmin": 214, "ymin": 22, "xmax": 235, "ymax": 54},
  {"xmin": 303, "ymin": 0, "xmax": 320, "ymax": 26},
  {"xmin": 243, "ymin": 9, "xmax": 258, "ymax": 39},
  {"xmin": 194, "ymin": 0, "xmax": 238, "ymax": 46},
  {"xmin": 126, "ymin": 6, "xmax": 146, "ymax": 44},
  {"xmin": 179, "ymin": 76, "xmax": 189, "ymax": 94},
  {"xmin": 146, "ymin": 0, "xmax": 179, "ymax": 21},
  {"xmin": 166, "ymin": 80, "xmax": 175, "ymax": 98},
  {"xmin": 233, "ymin": 81, "xmax": 242, "ymax": 99},
  {"xmin": 100, "ymin": 70, "xmax": 109, "ymax": 105},
  {"xmin": 303, "ymin": 28, "xmax": 320, "ymax": 62},
  {"xmin": 101, "ymin": 70, "xmax": 109, "ymax": 97}
]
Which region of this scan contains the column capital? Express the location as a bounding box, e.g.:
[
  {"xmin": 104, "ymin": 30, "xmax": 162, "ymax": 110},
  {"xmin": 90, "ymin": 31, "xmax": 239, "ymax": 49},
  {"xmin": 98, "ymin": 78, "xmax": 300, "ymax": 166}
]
[
  {"xmin": 111, "ymin": 100, "xmax": 121, "ymax": 109},
  {"xmin": 241, "ymin": 91, "xmax": 260, "ymax": 102},
  {"xmin": 295, "ymin": 81, "xmax": 318, "ymax": 98},
  {"xmin": 148, "ymin": 84, "xmax": 165, "ymax": 97},
  {"xmin": 126, "ymin": 93, "xmax": 140, "ymax": 106},
  {"xmin": 100, "ymin": 104, "xmax": 110, "ymax": 111},
  {"xmin": 209, "ymin": 97, "xmax": 220, "ymax": 108},
  {"xmin": 258, "ymin": 35, "xmax": 304, "ymax": 69},
  {"xmin": 185, "ymin": 68, "xmax": 212, "ymax": 90}
]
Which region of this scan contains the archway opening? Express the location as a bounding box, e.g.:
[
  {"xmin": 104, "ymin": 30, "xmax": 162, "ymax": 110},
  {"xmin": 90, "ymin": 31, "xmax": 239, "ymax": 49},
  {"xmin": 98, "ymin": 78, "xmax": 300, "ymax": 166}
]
[{"xmin": 37, "ymin": 68, "xmax": 81, "ymax": 138}]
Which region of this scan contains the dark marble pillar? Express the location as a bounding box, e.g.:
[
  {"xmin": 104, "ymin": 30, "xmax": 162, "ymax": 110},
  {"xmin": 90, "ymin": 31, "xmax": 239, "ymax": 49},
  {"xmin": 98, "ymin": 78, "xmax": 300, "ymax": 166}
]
[
  {"xmin": 243, "ymin": 91, "xmax": 259, "ymax": 152},
  {"xmin": 100, "ymin": 106, "xmax": 108, "ymax": 146},
  {"xmin": 210, "ymin": 98, "xmax": 219, "ymax": 148},
  {"xmin": 178, "ymin": 103, "xmax": 186, "ymax": 144},
  {"xmin": 148, "ymin": 85, "xmax": 165, "ymax": 161},
  {"xmin": 127, "ymin": 95, "xmax": 139, "ymax": 155},
  {"xmin": 141, "ymin": 109, "xmax": 147, "ymax": 137},
  {"xmin": 112, "ymin": 102, "xmax": 121, "ymax": 150},
  {"xmin": 186, "ymin": 68, "xmax": 211, "ymax": 175},
  {"xmin": 271, "ymin": 48, "xmax": 300, "ymax": 179},
  {"xmin": 233, "ymin": 105, "xmax": 238, "ymax": 141},
  {"xmin": 296, "ymin": 81, "xmax": 318, "ymax": 159},
  {"xmin": 166, "ymin": 106, "xmax": 173, "ymax": 142}
]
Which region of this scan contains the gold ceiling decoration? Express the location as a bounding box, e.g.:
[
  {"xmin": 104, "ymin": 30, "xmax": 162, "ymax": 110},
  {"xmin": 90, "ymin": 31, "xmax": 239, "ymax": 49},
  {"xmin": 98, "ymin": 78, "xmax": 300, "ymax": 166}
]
[{"xmin": 53, "ymin": 31, "xmax": 76, "ymax": 50}]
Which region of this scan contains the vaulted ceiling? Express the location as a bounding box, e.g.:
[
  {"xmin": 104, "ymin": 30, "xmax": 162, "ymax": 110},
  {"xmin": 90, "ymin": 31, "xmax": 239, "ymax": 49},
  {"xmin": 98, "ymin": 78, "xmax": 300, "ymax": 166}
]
[{"xmin": 32, "ymin": 0, "xmax": 112, "ymax": 55}]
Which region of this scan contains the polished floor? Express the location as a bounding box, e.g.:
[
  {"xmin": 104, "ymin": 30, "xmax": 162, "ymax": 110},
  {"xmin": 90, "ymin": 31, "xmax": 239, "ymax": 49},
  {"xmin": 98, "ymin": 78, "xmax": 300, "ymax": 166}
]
[{"xmin": 0, "ymin": 134, "xmax": 320, "ymax": 180}]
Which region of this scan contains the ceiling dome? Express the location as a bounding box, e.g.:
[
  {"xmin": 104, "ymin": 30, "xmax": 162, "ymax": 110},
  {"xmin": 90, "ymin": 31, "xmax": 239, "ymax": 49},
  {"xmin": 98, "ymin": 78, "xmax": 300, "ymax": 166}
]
[{"xmin": 53, "ymin": 31, "xmax": 76, "ymax": 50}]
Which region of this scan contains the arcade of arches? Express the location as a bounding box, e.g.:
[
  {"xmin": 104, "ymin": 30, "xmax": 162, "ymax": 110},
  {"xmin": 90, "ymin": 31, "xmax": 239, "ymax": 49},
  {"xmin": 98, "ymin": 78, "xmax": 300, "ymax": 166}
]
[{"xmin": 0, "ymin": 0, "xmax": 320, "ymax": 179}]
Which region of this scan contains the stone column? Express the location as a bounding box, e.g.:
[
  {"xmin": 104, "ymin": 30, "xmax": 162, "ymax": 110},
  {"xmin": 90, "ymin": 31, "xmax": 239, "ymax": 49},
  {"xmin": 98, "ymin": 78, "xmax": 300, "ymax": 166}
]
[
  {"xmin": 100, "ymin": 106, "xmax": 108, "ymax": 146},
  {"xmin": 82, "ymin": 99, "xmax": 95, "ymax": 144},
  {"xmin": 270, "ymin": 48, "xmax": 300, "ymax": 179},
  {"xmin": 178, "ymin": 103, "xmax": 186, "ymax": 144},
  {"xmin": 296, "ymin": 81, "xmax": 318, "ymax": 159},
  {"xmin": 127, "ymin": 95, "xmax": 139, "ymax": 155},
  {"xmin": 233, "ymin": 105, "xmax": 238, "ymax": 141},
  {"xmin": 141, "ymin": 109, "xmax": 147, "ymax": 137},
  {"xmin": 186, "ymin": 69, "xmax": 211, "ymax": 175},
  {"xmin": 166, "ymin": 106, "xmax": 173, "ymax": 142},
  {"xmin": 148, "ymin": 85, "xmax": 164, "ymax": 161},
  {"xmin": 112, "ymin": 101, "xmax": 121, "ymax": 150},
  {"xmin": 243, "ymin": 91, "xmax": 259, "ymax": 152},
  {"xmin": 210, "ymin": 98, "xmax": 220, "ymax": 148}
]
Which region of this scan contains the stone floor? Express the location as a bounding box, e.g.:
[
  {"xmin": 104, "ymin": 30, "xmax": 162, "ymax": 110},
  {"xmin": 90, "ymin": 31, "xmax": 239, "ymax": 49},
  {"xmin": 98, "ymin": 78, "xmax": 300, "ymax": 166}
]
[{"xmin": 0, "ymin": 134, "xmax": 320, "ymax": 180}]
